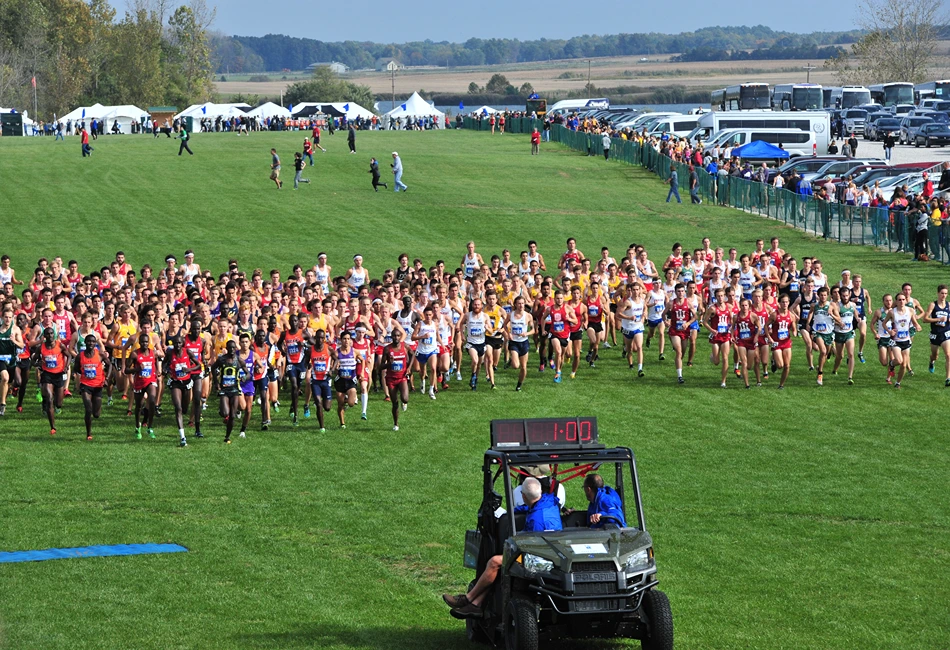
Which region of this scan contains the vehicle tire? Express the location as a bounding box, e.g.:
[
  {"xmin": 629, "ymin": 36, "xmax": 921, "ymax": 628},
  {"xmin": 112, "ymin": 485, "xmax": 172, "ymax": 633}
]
[
  {"xmin": 926, "ymin": 140, "xmax": 931, "ymax": 148},
  {"xmin": 915, "ymin": 139, "xmax": 920, "ymax": 148},
  {"xmin": 640, "ymin": 589, "xmax": 674, "ymax": 650},
  {"xmin": 504, "ymin": 598, "xmax": 539, "ymax": 650}
]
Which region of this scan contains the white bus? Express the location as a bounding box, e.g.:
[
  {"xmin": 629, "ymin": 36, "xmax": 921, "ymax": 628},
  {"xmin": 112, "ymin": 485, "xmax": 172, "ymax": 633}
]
[
  {"xmin": 829, "ymin": 86, "xmax": 871, "ymax": 109},
  {"xmin": 689, "ymin": 110, "xmax": 830, "ymax": 152},
  {"xmin": 869, "ymin": 82, "xmax": 914, "ymax": 107},
  {"xmin": 711, "ymin": 83, "xmax": 771, "ymax": 111},
  {"xmin": 914, "ymin": 80, "xmax": 950, "ymax": 104},
  {"xmin": 771, "ymin": 83, "xmax": 823, "ymax": 111}
]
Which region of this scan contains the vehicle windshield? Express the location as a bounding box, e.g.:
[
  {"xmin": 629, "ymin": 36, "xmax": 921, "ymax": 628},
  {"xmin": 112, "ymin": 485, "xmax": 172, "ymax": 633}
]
[
  {"xmin": 495, "ymin": 458, "xmax": 642, "ymax": 534},
  {"xmin": 924, "ymin": 124, "xmax": 947, "ymax": 132},
  {"xmin": 877, "ymin": 120, "xmax": 901, "ymax": 128},
  {"xmin": 910, "ymin": 118, "xmax": 934, "ymax": 126},
  {"xmin": 844, "ymin": 109, "xmax": 868, "ymax": 119},
  {"xmin": 791, "ymin": 87, "xmax": 822, "ymax": 110}
]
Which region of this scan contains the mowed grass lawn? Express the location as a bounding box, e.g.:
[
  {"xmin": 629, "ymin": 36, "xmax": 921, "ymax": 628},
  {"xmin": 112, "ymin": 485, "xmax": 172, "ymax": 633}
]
[{"xmin": 0, "ymin": 130, "xmax": 948, "ymax": 649}]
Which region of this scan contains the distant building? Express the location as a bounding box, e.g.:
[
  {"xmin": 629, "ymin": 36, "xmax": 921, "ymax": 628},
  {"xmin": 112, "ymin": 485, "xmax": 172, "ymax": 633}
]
[
  {"xmin": 376, "ymin": 59, "xmax": 401, "ymax": 72},
  {"xmin": 307, "ymin": 61, "xmax": 348, "ymax": 74}
]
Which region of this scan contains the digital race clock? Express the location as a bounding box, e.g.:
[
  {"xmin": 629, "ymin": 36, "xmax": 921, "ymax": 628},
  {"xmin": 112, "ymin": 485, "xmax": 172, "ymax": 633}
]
[{"xmin": 490, "ymin": 417, "xmax": 599, "ymax": 450}]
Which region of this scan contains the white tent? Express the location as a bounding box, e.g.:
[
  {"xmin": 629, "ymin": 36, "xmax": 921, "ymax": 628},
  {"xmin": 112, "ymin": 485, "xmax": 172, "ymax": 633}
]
[
  {"xmin": 247, "ymin": 101, "xmax": 291, "ymax": 119},
  {"xmin": 175, "ymin": 102, "xmax": 248, "ymax": 121},
  {"xmin": 101, "ymin": 105, "xmax": 149, "ymax": 134},
  {"xmin": 60, "ymin": 103, "xmax": 108, "ymax": 123},
  {"xmin": 471, "ymin": 105, "xmax": 500, "ymax": 115},
  {"xmin": 383, "ymin": 92, "xmax": 445, "ymax": 127},
  {"xmin": 291, "ymin": 101, "xmax": 375, "ymax": 121}
]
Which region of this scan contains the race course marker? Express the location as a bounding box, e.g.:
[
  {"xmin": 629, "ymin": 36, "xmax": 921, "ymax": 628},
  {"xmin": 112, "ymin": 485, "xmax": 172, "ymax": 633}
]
[{"xmin": 0, "ymin": 543, "xmax": 188, "ymax": 564}]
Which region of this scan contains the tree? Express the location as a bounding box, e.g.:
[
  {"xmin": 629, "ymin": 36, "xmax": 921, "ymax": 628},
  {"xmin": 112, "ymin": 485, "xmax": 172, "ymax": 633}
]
[
  {"xmin": 284, "ymin": 65, "xmax": 373, "ymax": 111},
  {"xmin": 168, "ymin": 1, "xmax": 216, "ymax": 104},
  {"xmin": 485, "ymin": 73, "xmax": 510, "ymax": 95},
  {"xmin": 826, "ymin": 0, "xmax": 944, "ymax": 84},
  {"xmin": 467, "ymin": 81, "xmax": 481, "ymax": 94},
  {"xmin": 519, "ymin": 82, "xmax": 534, "ymax": 96}
]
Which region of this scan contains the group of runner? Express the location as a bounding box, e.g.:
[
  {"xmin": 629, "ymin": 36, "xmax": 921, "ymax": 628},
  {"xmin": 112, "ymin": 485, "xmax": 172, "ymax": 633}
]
[{"xmin": 1, "ymin": 238, "xmax": 948, "ymax": 444}]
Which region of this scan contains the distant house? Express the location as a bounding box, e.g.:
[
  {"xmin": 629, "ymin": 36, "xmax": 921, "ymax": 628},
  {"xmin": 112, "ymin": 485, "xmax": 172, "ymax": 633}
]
[
  {"xmin": 307, "ymin": 61, "xmax": 348, "ymax": 74},
  {"xmin": 375, "ymin": 59, "xmax": 401, "ymax": 72}
]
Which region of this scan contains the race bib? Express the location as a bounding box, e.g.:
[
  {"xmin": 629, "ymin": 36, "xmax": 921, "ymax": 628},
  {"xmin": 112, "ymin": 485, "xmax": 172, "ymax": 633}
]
[
  {"xmin": 83, "ymin": 366, "xmax": 97, "ymax": 379},
  {"xmin": 222, "ymin": 374, "xmax": 236, "ymax": 387},
  {"xmin": 898, "ymin": 329, "xmax": 909, "ymax": 339},
  {"xmin": 676, "ymin": 320, "xmax": 685, "ymax": 330},
  {"xmin": 0, "ymin": 354, "xmax": 11, "ymax": 363},
  {"xmin": 140, "ymin": 363, "xmax": 153, "ymax": 378},
  {"xmin": 589, "ymin": 306, "xmax": 600, "ymax": 316},
  {"xmin": 717, "ymin": 323, "xmax": 728, "ymax": 334},
  {"xmin": 815, "ymin": 323, "xmax": 827, "ymax": 332},
  {"xmin": 392, "ymin": 360, "xmax": 404, "ymax": 372},
  {"xmin": 512, "ymin": 324, "xmax": 524, "ymax": 336},
  {"xmin": 552, "ymin": 321, "xmax": 565, "ymax": 332},
  {"xmin": 470, "ymin": 325, "xmax": 484, "ymax": 337},
  {"xmin": 425, "ymin": 335, "xmax": 435, "ymax": 345},
  {"xmin": 288, "ymin": 342, "xmax": 300, "ymax": 356},
  {"xmin": 339, "ymin": 367, "xmax": 354, "ymax": 378},
  {"xmin": 313, "ymin": 360, "xmax": 327, "ymax": 373},
  {"xmin": 44, "ymin": 356, "xmax": 57, "ymax": 369},
  {"xmin": 778, "ymin": 324, "xmax": 789, "ymax": 340}
]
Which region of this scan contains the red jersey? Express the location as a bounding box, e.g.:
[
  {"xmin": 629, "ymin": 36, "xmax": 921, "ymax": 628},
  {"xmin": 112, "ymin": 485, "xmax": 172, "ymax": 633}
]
[
  {"xmin": 569, "ymin": 303, "xmax": 584, "ymax": 333},
  {"xmin": 303, "ymin": 140, "xmax": 313, "ymax": 154},
  {"xmin": 561, "ymin": 250, "xmax": 581, "ymax": 270},
  {"xmin": 771, "ymin": 312, "xmax": 794, "ymax": 348},
  {"xmin": 133, "ymin": 349, "xmax": 158, "ymax": 391},
  {"xmin": 736, "ymin": 313, "xmax": 757, "ymax": 347},
  {"xmin": 310, "ymin": 347, "xmax": 330, "ymax": 381},
  {"xmin": 52, "ymin": 311, "xmax": 72, "ymax": 342},
  {"xmin": 184, "ymin": 336, "xmax": 204, "ymax": 376},
  {"xmin": 284, "ymin": 330, "xmax": 305, "ymax": 364},
  {"xmin": 79, "ymin": 350, "xmax": 106, "ymax": 388},
  {"xmin": 669, "ymin": 299, "xmax": 692, "ymax": 334},
  {"xmin": 40, "ymin": 341, "xmax": 67, "ymax": 374},
  {"xmin": 251, "ymin": 344, "xmax": 270, "ymax": 380},
  {"xmin": 353, "ymin": 338, "xmax": 372, "ymax": 379},
  {"xmin": 585, "ymin": 297, "xmax": 604, "ymax": 324},
  {"xmin": 711, "ymin": 305, "xmax": 733, "ymax": 342},
  {"xmin": 385, "ymin": 343, "xmax": 409, "ymax": 384},
  {"xmin": 752, "ymin": 305, "xmax": 769, "ymax": 343},
  {"xmin": 548, "ymin": 305, "xmax": 570, "ymax": 339},
  {"xmin": 169, "ymin": 351, "xmax": 193, "ymax": 380}
]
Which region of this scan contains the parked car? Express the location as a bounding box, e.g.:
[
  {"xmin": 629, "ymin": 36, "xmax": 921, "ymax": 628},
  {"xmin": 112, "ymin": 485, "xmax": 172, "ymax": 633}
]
[
  {"xmin": 900, "ymin": 116, "xmax": 935, "ymax": 144},
  {"xmin": 766, "ymin": 156, "xmax": 847, "ymax": 183},
  {"xmin": 851, "ymin": 166, "xmax": 931, "ymax": 187},
  {"xmin": 887, "ymin": 104, "xmax": 916, "ymax": 116},
  {"xmin": 913, "ymin": 122, "xmax": 950, "ymax": 147},
  {"xmin": 867, "ymin": 117, "xmax": 902, "ymax": 141},
  {"xmin": 841, "ymin": 108, "xmax": 869, "ymax": 135},
  {"xmin": 863, "ymin": 112, "xmax": 892, "ymax": 139},
  {"xmin": 810, "ymin": 164, "xmax": 889, "ymax": 188},
  {"xmin": 877, "ymin": 173, "xmax": 926, "ymax": 203},
  {"xmin": 799, "ymin": 158, "xmax": 887, "ymax": 183}
]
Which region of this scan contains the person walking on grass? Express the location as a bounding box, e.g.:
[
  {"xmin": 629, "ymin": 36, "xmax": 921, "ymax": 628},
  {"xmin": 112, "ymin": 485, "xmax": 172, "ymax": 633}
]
[
  {"xmin": 80, "ymin": 127, "xmax": 93, "ymax": 157},
  {"xmin": 689, "ymin": 164, "xmax": 702, "ymax": 204},
  {"xmin": 177, "ymin": 125, "xmax": 193, "ymax": 156},
  {"xmin": 666, "ymin": 165, "xmax": 681, "ymax": 203},
  {"xmin": 531, "ymin": 128, "xmax": 540, "ymax": 155},
  {"xmin": 293, "ymin": 152, "xmax": 310, "ymax": 190},
  {"xmin": 270, "ymin": 148, "xmax": 282, "ymax": 189},
  {"xmin": 392, "ymin": 152, "xmax": 408, "ymax": 192},
  {"xmin": 347, "ymin": 124, "xmax": 357, "ymax": 154},
  {"xmin": 369, "ymin": 158, "xmax": 388, "ymax": 192},
  {"xmin": 602, "ymin": 132, "xmax": 611, "ymax": 160}
]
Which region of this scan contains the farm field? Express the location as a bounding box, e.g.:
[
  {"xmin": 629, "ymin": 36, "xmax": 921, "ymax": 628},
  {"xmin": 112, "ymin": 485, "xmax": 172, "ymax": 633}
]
[{"xmin": 0, "ymin": 130, "xmax": 948, "ymax": 649}]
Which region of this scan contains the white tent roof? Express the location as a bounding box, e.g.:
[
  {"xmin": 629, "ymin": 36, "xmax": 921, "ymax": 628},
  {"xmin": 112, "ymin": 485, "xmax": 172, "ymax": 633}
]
[
  {"xmin": 60, "ymin": 103, "xmax": 108, "ymax": 122},
  {"xmin": 247, "ymin": 101, "xmax": 291, "ymax": 118},
  {"xmin": 175, "ymin": 103, "xmax": 247, "ymax": 120},
  {"xmin": 471, "ymin": 105, "xmax": 500, "ymax": 115},
  {"xmin": 291, "ymin": 101, "xmax": 375, "ymax": 120},
  {"xmin": 102, "ymin": 105, "xmax": 149, "ymax": 120},
  {"xmin": 384, "ymin": 92, "xmax": 445, "ymax": 119}
]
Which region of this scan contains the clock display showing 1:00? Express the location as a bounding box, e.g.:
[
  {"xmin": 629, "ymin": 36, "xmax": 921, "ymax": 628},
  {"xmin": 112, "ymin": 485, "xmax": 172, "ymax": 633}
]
[{"xmin": 524, "ymin": 418, "xmax": 597, "ymax": 446}]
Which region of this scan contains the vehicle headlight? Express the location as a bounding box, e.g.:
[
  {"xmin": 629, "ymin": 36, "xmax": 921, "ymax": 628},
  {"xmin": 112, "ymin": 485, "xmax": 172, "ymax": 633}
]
[
  {"xmin": 522, "ymin": 553, "xmax": 554, "ymax": 574},
  {"xmin": 624, "ymin": 548, "xmax": 653, "ymax": 572}
]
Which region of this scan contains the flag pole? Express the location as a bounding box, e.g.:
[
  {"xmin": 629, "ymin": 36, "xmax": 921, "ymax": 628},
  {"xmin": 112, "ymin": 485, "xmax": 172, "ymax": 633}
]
[{"xmin": 32, "ymin": 76, "xmax": 38, "ymax": 122}]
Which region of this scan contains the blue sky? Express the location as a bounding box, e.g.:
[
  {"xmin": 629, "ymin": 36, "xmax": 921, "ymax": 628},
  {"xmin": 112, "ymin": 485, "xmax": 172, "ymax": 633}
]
[{"xmin": 109, "ymin": 1, "xmax": 857, "ymax": 42}]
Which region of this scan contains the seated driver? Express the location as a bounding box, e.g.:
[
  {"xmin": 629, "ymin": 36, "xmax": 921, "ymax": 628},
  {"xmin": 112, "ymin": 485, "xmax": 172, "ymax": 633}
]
[
  {"xmin": 442, "ymin": 477, "xmax": 562, "ymax": 618},
  {"xmin": 584, "ymin": 474, "xmax": 626, "ymax": 527}
]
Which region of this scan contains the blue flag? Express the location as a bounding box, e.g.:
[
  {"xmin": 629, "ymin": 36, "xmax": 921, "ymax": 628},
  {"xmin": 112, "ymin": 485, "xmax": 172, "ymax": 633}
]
[
  {"xmin": 343, "ymin": 103, "xmax": 350, "ymax": 111},
  {"xmin": 201, "ymin": 106, "xmax": 206, "ymax": 114},
  {"xmin": 459, "ymin": 102, "xmax": 464, "ymax": 110},
  {"xmin": 401, "ymin": 103, "xmax": 407, "ymax": 111},
  {"xmin": 81, "ymin": 109, "xmax": 85, "ymax": 118},
  {"xmin": 289, "ymin": 104, "xmax": 293, "ymax": 112}
]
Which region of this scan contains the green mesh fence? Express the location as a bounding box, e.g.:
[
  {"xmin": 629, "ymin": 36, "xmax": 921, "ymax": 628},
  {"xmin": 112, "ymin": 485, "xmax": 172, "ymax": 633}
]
[{"xmin": 459, "ymin": 120, "xmax": 949, "ymax": 263}]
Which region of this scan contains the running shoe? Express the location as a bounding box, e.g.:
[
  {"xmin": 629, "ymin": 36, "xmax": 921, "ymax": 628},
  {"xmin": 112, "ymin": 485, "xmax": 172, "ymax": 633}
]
[
  {"xmin": 16, "ymin": 406, "xmax": 22, "ymax": 413},
  {"xmin": 515, "ymin": 383, "xmax": 522, "ymax": 392},
  {"xmin": 225, "ymin": 439, "xmax": 231, "ymax": 444},
  {"xmin": 734, "ymin": 368, "xmax": 741, "ymax": 377},
  {"xmin": 272, "ymin": 402, "xmax": 280, "ymax": 414},
  {"xmin": 87, "ymin": 434, "xmax": 93, "ymax": 441},
  {"xmin": 35, "ymin": 390, "xmax": 42, "ymax": 403},
  {"xmin": 261, "ymin": 421, "xmax": 269, "ymax": 431},
  {"xmin": 637, "ymin": 369, "xmax": 645, "ymax": 377},
  {"xmin": 909, "ymin": 369, "xmax": 915, "ymax": 377},
  {"xmin": 0, "ymin": 404, "xmax": 4, "ymax": 417},
  {"xmin": 687, "ymin": 361, "xmax": 693, "ymax": 368},
  {"xmin": 677, "ymin": 377, "xmax": 685, "ymax": 384},
  {"xmin": 63, "ymin": 390, "xmax": 72, "ymax": 398},
  {"xmin": 456, "ymin": 371, "xmax": 463, "ymax": 381},
  {"xmin": 194, "ymin": 431, "xmax": 205, "ymax": 438},
  {"xmin": 645, "ymin": 339, "xmax": 651, "ymax": 349},
  {"xmin": 770, "ymin": 361, "xmax": 776, "ymax": 373},
  {"xmin": 429, "ymin": 391, "xmax": 436, "ymax": 400},
  {"xmin": 570, "ymin": 372, "xmax": 576, "ymax": 380},
  {"xmin": 470, "ymin": 374, "xmax": 477, "ymax": 390},
  {"xmin": 319, "ymin": 428, "xmax": 326, "ymax": 433},
  {"xmin": 603, "ymin": 342, "xmax": 612, "ymax": 349},
  {"xmin": 762, "ymin": 372, "xmax": 769, "ymax": 380},
  {"xmin": 816, "ymin": 373, "xmax": 823, "ymax": 386},
  {"xmin": 239, "ymin": 431, "xmax": 246, "ymax": 438},
  {"xmin": 858, "ymin": 353, "xmax": 866, "ymax": 364},
  {"xmin": 848, "ymin": 378, "xmax": 854, "ymax": 386},
  {"xmin": 393, "ymin": 425, "xmax": 399, "ymax": 431},
  {"xmin": 585, "ymin": 350, "xmax": 592, "ymax": 364},
  {"xmin": 777, "ymin": 385, "xmax": 785, "ymax": 390},
  {"xmin": 659, "ymin": 354, "xmax": 665, "ymax": 361},
  {"xmin": 50, "ymin": 428, "xmax": 56, "ymax": 436},
  {"xmin": 945, "ymin": 379, "xmax": 950, "ymax": 387},
  {"xmin": 755, "ymin": 382, "xmax": 762, "ymax": 387},
  {"xmin": 554, "ymin": 372, "xmax": 561, "ymax": 384},
  {"xmin": 929, "ymin": 362, "xmax": 936, "ymax": 374},
  {"xmin": 292, "ymin": 415, "xmax": 299, "ymax": 427},
  {"xmin": 107, "ymin": 396, "xmax": 113, "ymax": 406},
  {"xmin": 304, "ymin": 406, "xmax": 311, "ymax": 418},
  {"xmin": 155, "ymin": 406, "xmax": 162, "ymax": 417},
  {"xmin": 720, "ymin": 382, "xmax": 726, "ymax": 388},
  {"xmin": 55, "ymin": 407, "xmax": 62, "ymax": 415},
  {"xmin": 894, "ymin": 382, "xmax": 901, "ymax": 389},
  {"xmin": 148, "ymin": 429, "xmax": 155, "ymax": 439},
  {"xmin": 401, "ymin": 403, "xmax": 408, "ymax": 412},
  {"xmin": 383, "ymin": 396, "xmax": 391, "ymax": 402},
  {"xmin": 179, "ymin": 437, "xmax": 187, "ymax": 447},
  {"xmin": 538, "ymin": 363, "xmax": 545, "ymax": 372},
  {"xmin": 340, "ymin": 424, "xmax": 346, "ymax": 429},
  {"xmin": 361, "ymin": 413, "xmax": 367, "ymax": 420},
  {"xmin": 136, "ymin": 427, "xmax": 142, "ymax": 440}
]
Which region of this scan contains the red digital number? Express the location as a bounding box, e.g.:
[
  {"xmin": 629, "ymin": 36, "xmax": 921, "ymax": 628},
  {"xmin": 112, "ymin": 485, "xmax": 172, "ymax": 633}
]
[
  {"xmin": 565, "ymin": 421, "xmax": 577, "ymax": 442},
  {"xmin": 580, "ymin": 420, "xmax": 592, "ymax": 442}
]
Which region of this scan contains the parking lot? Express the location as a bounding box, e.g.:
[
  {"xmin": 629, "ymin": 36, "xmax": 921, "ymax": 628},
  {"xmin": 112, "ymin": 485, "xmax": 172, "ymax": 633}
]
[{"xmin": 848, "ymin": 137, "xmax": 950, "ymax": 167}]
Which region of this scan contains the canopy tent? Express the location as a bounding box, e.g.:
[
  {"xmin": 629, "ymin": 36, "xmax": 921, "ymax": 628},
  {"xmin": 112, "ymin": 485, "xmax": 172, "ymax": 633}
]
[
  {"xmin": 174, "ymin": 102, "xmax": 248, "ymax": 121},
  {"xmin": 732, "ymin": 140, "xmax": 790, "ymax": 160},
  {"xmin": 246, "ymin": 101, "xmax": 291, "ymax": 119},
  {"xmin": 471, "ymin": 105, "xmax": 500, "ymax": 115},
  {"xmin": 101, "ymin": 105, "xmax": 149, "ymax": 134},
  {"xmin": 60, "ymin": 103, "xmax": 109, "ymax": 123},
  {"xmin": 291, "ymin": 102, "xmax": 374, "ymax": 121},
  {"xmin": 383, "ymin": 92, "xmax": 445, "ymax": 127}
]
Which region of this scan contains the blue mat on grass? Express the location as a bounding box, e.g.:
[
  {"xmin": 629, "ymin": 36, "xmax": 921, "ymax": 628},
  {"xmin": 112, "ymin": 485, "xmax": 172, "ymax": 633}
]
[{"xmin": 0, "ymin": 543, "xmax": 188, "ymax": 563}]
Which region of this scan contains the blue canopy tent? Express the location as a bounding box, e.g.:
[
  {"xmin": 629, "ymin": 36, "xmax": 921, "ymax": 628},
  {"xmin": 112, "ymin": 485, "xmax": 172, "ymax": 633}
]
[{"xmin": 731, "ymin": 140, "xmax": 790, "ymax": 159}]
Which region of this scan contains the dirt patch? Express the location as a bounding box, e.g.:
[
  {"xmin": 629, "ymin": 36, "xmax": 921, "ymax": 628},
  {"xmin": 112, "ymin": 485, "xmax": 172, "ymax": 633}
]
[
  {"xmin": 391, "ymin": 556, "xmax": 450, "ymax": 584},
  {"xmin": 558, "ymin": 171, "xmax": 571, "ymax": 179}
]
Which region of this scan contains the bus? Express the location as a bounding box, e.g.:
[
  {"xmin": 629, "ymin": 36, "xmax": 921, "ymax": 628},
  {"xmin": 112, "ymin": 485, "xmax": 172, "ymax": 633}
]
[
  {"xmin": 771, "ymin": 83, "xmax": 823, "ymax": 111},
  {"xmin": 822, "ymin": 88, "xmax": 834, "ymax": 109},
  {"xmin": 829, "ymin": 86, "xmax": 871, "ymax": 109},
  {"xmin": 711, "ymin": 84, "xmax": 770, "ymax": 111},
  {"xmin": 711, "ymin": 88, "xmax": 726, "ymax": 112},
  {"xmin": 688, "ymin": 110, "xmax": 830, "ymax": 152},
  {"xmin": 914, "ymin": 80, "xmax": 950, "ymax": 104},
  {"xmin": 869, "ymin": 82, "xmax": 914, "ymax": 107}
]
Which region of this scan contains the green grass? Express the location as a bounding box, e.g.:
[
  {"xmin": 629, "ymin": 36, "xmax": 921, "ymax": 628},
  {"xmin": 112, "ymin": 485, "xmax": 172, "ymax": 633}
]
[{"xmin": 1, "ymin": 130, "xmax": 949, "ymax": 649}]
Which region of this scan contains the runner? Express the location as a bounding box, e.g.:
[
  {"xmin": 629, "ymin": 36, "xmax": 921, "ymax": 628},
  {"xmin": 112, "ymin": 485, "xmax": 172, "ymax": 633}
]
[
  {"xmin": 584, "ymin": 281, "xmax": 607, "ymax": 367},
  {"xmin": 852, "ymin": 274, "xmax": 871, "ymax": 363},
  {"xmin": 306, "ymin": 329, "xmax": 334, "ymax": 433},
  {"xmin": 108, "ymin": 304, "xmax": 137, "ymax": 410},
  {"xmin": 664, "ymin": 283, "xmax": 695, "ymax": 384},
  {"xmin": 250, "ymin": 329, "xmax": 273, "ymax": 430},
  {"xmin": 164, "ymin": 336, "xmax": 198, "ymax": 447},
  {"xmin": 870, "ymin": 294, "xmax": 900, "ymax": 384},
  {"xmin": 184, "ymin": 317, "xmax": 211, "ymax": 437},
  {"xmin": 461, "ymin": 241, "xmax": 485, "ymax": 281},
  {"xmin": 792, "ymin": 277, "xmax": 818, "ymax": 371},
  {"xmin": 888, "ymin": 293, "xmax": 921, "ymax": 389},
  {"xmin": 645, "ymin": 281, "xmax": 667, "ymax": 360},
  {"xmin": 805, "ymin": 287, "xmax": 839, "ymax": 387},
  {"xmin": 412, "ymin": 306, "xmax": 441, "ymax": 400},
  {"xmin": 37, "ymin": 325, "xmax": 69, "ymax": 436},
  {"xmin": 381, "ymin": 327, "xmax": 410, "ymax": 430},
  {"xmin": 685, "ymin": 281, "xmax": 704, "ymax": 367},
  {"xmin": 617, "ymin": 283, "xmax": 646, "ymax": 376},
  {"xmin": 733, "ymin": 299, "xmax": 759, "ymax": 389},
  {"xmin": 483, "ymin": 291, "xmax": 504, "ymax": 387},
  {"xmin": 460, "ymin": 297, "xmax": 489, "ymax": 390},
  {"xmin": 750, "ymin": 289, "xmax": 772, "ymax": 382},
  {"xmin": 923, "ymin": 284, "xmax": 950, "ymax": 386},
  {"xmin": 352, "ymin": 325, "xmax": 374, "ymax": 419},
  {"xmin": 126, "ymin": 332, "xmax": 159, "ymax": 439},
  {"xmin": 210, "ymin": 339, "xmax": 244, "ymax": 443},
  {"xmin": 704, "ymin": 288, "xmax": 733, "ymax": 387},
  {"xmin": 345, "ymin": 255, "xmax": 370, "ymax": 298},
  {"xmin": 543, "ymin": 289, "xmax": 576, "ymax": 383},
  {"xmin": 333, "ymin": 331, "xmax": 361, "ymax": 429},
  {"xmin": 236, "ymin": 332, "xmax": 258, "ymax": 438},
  {"xmin": 767, "ymin": 294, "xmax": 797, "ymax": 389},
  {"xmin": 566, "ymin": 286, "xmax": 586, "ymax": 379},
  {"xmin": 0, "ymin": 307, "xmax": 25, "ymax": 416},
  {"xmin": 278, "ymin": 314, "xmax": 307, "ymax": 426},
  {"xmin": 831, "ymin": 286, "xmax": 857, "ymax": 385},
  {"xmin": 13, "ymin": 312, "xmax": 32, "ymax": 413},
  {"xmin": 75, "ymin": 334, "xmax": 110, "ymax": 440}
]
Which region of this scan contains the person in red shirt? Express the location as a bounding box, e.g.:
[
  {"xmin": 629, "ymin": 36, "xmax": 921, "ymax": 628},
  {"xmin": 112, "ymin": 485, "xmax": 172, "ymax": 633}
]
[
  {"xmin": 543, "ymin": 289, "xmax": 577, "ymax": 383},
  {"xmin": 664, "ymin": 284, "xmax": 696, "ymax": 384},
  {"xmin": 37, "ymin": 326, "xmax": 69, "ymax": 435},
  {"xmin": 311, "ymin": 123, "xmax": 327, "ymax": 152},
  {"xmin": 381, "ymin": 327, "xmax": 410, "ymax": 431},
  {"xmin": 75, "ymin": 335, "xmax": 112, "ymax": 440},
  {"xmin": 530, "ymin": 128, "xmax": 541, "ymax": 155},
  {"xmin": 127, "ymin": 333, "xmax": 159, "ymax": 439},
  {"xmin": 81, "ymin": 127, "xmax": 93, "ymax": 157},
  {"xmin": 767, "ymin": 294, "xmax": 798, "ymax": 389},
  {"xmin": 704, "ymin": 288, "xmax": 733, "ymax": 387},
  {"xmin": 278, "ymin": 314, "xmax": 307, "ymax": 426}
]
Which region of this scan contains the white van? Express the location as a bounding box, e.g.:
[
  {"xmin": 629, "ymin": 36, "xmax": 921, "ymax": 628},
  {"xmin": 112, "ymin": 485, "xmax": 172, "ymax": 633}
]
[
  {"xmin": 547, "ymin": 98, "xmax": 610, "ymax": 117},
  {"xmin": 703, "ymin": 128, "xmax": 818, "ymax": 158},
  {"xmin": 646, "ymin": 116, "xmax": 700, "ymax": 137}
]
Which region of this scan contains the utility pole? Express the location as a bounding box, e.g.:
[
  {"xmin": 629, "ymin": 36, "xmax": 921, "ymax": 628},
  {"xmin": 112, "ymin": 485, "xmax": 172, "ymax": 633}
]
[
  {"xmin": 391, "ymin": 65, "xmax": 395, "ymax": 112},
  {"xmin": 586, "ymin": 59, "xmax": 592, "ymax": 99},
  {"xmin": 803, "ymin": 63, "xmax": 817, "ymax": 84}
]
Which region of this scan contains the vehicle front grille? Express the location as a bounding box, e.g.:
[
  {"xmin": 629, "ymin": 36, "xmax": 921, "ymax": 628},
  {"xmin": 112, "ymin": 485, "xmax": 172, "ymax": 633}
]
[
  {"xmin": 573, "ymin": 561, "xmax": 615, "ymax": 572},
  {"xmin": 575, "ymin": 581, "xmax": 618, "ymax": 595}
]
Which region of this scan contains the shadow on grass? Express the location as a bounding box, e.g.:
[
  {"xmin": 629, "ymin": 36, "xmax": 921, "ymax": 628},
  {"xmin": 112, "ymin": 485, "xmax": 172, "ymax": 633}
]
[{"xmin": 237, "ymin": 623, "xmax": 636, "ymax": 650}]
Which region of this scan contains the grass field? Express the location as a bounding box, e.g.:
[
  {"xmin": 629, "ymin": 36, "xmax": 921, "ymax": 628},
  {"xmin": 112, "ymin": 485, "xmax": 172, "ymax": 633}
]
[{"xmin": 1, "ymin": 130, "xmax": 948, "ymax": 650}]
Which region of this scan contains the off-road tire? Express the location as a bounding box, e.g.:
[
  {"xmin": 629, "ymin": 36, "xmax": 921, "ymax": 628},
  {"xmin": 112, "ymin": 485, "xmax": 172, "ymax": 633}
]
[
  {"xmin": 504, "ymin": 598, "xmax": 538, "ymax": 650},
  {"xmin": 640, "ymin": 589, "xmax": 674, "ymax": 650}
]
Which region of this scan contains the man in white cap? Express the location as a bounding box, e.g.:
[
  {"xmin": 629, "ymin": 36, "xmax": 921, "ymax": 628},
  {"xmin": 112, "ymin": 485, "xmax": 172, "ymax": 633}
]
[{"xmin": 392, "ymin": 152, "xmax": 408, "ymax": 192}]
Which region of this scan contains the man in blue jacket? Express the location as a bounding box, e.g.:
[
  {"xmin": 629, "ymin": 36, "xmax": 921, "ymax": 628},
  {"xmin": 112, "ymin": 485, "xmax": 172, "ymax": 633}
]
[
  {"xmin": 584, "ymin": 474, "xmax": 626, "ymax": 528},
  {"xmin": 442, "ymin": 478, "xmax": 561, "ymax": 618}
]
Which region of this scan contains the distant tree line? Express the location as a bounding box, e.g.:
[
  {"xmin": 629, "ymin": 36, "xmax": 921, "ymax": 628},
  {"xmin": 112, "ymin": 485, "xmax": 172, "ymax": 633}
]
[
  {"xmin": 0, "ymin": 0, "xmax": 216, "ymax": 120},
  {"xmin": 672, "ymin": 44, "xmax": 844, "ymax": 62},
  {"xmin": 217, "ymin": 26, "xmax": 863, "ymax": 73}
]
